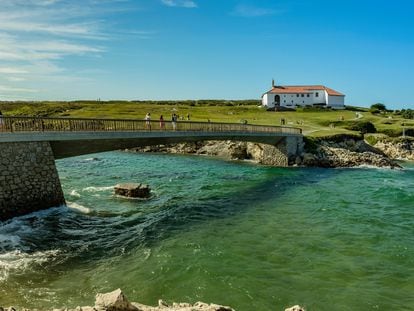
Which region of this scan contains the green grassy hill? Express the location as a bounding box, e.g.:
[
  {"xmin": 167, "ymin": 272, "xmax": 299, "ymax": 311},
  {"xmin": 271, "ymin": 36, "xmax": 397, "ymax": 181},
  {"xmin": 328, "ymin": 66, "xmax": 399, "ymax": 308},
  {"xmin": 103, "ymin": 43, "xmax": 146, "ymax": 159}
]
[{"xmin": 0, "ymin": 100, "xmax": 412, "ymax": 137}]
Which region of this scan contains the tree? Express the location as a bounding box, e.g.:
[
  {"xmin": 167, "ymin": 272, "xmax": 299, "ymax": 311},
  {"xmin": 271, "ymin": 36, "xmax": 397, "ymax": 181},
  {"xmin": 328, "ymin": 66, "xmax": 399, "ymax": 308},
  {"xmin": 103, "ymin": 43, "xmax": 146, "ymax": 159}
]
[{"xmin": 370, "ymin": 103, "xmax": 386, "ymax": 111}]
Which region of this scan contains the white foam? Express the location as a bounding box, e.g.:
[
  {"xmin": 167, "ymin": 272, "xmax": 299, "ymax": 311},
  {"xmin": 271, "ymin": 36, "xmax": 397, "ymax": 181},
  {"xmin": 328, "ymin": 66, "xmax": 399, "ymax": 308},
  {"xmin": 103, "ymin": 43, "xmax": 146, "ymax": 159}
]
[
  {"xmin": 355, "ymin": 164, "xmax": 399, "ymax": 170},
  {"xmin": 66, "ymin": 202, "xmax": 92, "ymax": 214},
  {"xmin": 0, "ymin": 249, "xmax": 60, "ymax": 282},
  {"xmin": 82, "ymin": 157, "xmax": 100, "ymax": 162},
  {"xmin": 83, "ymin": 186, "xmax": 113, "ymax": 192},
  {"xmin": 70, "ymin": 189, "xmax": 81, "ymax": 197}
]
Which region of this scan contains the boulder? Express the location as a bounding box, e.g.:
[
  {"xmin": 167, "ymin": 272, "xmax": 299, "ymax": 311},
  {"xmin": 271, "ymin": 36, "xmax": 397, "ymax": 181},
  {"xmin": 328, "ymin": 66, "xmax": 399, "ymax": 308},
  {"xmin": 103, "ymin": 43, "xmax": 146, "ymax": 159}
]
[
  {"xmin": 114, "ymin": 183, "xmax": 150, "ymax": 198},
  {"xmin": 95, "ymin": 289, "xmax": 138, "ymax": 311},
  {"xmin": 285, "ymin": 306, "xmax": 306, "ymax": 311}
]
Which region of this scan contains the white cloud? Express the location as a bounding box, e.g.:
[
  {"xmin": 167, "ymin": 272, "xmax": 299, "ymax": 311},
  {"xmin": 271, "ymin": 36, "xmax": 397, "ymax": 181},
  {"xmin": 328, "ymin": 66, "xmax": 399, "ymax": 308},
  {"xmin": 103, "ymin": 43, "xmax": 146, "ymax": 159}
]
[
  {"xmin": 232, "ymin": 4, "xmax": 280, "ymax": 17},
  {"xmin": 0, "ymin": 0, "xmax": 119, "ymax": 98},
  {"xmin": 0, "ymin": 85, "xmax": 38, "ymax": 93},
  {"xmin": 6, "ymin": 77, "xmax": 27, "ymax": 82},
  {"xmin": 161, "ymin": 0, "xmax": 197, "ymax": 8},
  {"xmin": 0, "ymin": 67, "xmax": 29, "ymax": 74}
]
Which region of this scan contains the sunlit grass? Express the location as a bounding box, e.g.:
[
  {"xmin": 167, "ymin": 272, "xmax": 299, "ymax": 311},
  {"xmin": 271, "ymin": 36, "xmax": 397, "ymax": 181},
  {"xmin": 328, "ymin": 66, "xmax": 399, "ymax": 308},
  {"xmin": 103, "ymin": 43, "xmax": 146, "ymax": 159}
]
[{"xmin": 0, "ymin": 101, "xmax": 409, "ymax": 137}]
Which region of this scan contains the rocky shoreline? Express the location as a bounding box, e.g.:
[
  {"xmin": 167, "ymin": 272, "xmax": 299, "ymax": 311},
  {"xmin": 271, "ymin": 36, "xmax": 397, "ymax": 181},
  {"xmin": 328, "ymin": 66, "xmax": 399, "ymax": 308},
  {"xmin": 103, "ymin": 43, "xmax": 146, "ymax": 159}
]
[
  {"xmin": 0, "ymin": 289, "xmax": 304, "ymax": 311},
  {"xmin": 126, "ymin": 135, "xmax": 413, "ymax": 169}
]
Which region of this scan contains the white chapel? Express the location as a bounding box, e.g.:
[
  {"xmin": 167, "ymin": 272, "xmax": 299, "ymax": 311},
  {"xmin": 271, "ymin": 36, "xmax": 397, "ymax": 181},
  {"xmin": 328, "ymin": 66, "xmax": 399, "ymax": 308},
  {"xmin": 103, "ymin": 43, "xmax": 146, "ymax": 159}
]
[{"xmin": 262, "ymin": 80, "xmax": 345, "ymax": 109}]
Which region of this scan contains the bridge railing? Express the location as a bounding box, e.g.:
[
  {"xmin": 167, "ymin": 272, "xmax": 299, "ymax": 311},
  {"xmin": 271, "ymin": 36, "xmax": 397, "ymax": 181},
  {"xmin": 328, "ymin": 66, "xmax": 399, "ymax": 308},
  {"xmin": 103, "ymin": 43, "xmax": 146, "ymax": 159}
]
[{"xmin": 0, "ymin": 116, "xmax": 302, "ymax": 135}]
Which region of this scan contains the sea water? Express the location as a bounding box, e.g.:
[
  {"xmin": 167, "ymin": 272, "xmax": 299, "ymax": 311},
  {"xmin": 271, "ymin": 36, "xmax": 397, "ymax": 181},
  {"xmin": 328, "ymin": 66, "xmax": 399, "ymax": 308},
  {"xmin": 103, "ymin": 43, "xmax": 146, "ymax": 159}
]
[{"xmin": 0, "ymin": 152, "xmax": 413, "ymax": 310}]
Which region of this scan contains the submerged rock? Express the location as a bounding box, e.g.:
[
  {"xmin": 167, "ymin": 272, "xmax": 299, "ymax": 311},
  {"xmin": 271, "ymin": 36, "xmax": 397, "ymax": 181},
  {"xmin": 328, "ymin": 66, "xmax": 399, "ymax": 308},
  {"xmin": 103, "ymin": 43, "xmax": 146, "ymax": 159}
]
[{"xmin": 114, "ymin": 183, "xmax": 151, "ymax": 198}]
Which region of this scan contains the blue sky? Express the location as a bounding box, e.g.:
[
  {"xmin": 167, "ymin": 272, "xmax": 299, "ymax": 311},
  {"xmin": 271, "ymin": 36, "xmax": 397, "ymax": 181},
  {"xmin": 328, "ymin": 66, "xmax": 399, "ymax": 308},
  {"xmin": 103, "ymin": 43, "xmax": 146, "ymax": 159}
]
[{"xmin": 0, "ymin": 0, "xmax": 413, "ymax": 109}]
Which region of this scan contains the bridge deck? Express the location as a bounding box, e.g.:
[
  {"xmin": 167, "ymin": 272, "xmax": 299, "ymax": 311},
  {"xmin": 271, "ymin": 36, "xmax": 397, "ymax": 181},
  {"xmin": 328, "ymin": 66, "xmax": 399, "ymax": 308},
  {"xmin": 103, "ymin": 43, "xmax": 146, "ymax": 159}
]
[
  {"xmin": 0, "ymin": 116, "xmax": 301, "ymax": 135},
  {"xmin": 0, "ymin": 117, "xmax": 302, "ymax": 159}
]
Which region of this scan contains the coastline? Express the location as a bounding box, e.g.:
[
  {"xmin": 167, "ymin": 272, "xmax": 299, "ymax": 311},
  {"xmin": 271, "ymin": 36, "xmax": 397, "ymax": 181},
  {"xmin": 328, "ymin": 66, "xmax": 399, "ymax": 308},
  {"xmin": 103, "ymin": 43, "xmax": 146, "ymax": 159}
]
[
  {"xmin": 0, "ymin": 289, "xmax": 303, "ymax": 311},
  {"xmin": 125, "ymin": 135, "xmax": 413, "ymax": 169}
]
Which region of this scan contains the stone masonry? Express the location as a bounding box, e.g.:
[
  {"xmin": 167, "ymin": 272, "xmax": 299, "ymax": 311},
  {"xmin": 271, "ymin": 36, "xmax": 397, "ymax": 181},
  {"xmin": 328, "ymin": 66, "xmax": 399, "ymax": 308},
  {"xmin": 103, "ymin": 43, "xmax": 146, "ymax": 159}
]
[{"xmin": 0, "ymin": 141, "xmax": 65, "ymax": 221}]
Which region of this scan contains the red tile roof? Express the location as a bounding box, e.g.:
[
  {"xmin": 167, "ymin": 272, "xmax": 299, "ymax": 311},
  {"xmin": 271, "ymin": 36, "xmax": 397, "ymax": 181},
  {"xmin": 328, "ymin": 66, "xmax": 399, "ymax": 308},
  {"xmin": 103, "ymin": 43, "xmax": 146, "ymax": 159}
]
[{"xmin": 266, "ymin": 85, "xmax": 344, "ymax": 96}]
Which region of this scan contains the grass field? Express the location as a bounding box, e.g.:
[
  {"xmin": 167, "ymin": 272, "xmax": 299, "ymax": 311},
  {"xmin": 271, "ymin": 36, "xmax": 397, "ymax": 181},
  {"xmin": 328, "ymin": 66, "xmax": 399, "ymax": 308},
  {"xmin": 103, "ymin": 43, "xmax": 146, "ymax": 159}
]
[{"xmin": 0, "ymin": 101, "xmax": 412, "ymax": 137}]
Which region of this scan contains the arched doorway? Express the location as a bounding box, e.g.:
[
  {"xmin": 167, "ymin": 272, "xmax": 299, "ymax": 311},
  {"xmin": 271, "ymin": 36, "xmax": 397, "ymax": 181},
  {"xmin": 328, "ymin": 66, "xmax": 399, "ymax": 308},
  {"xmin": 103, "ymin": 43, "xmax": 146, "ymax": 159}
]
[{"xmin": 274, "ymin": 95, "xmax": 280, "ymax": 107}]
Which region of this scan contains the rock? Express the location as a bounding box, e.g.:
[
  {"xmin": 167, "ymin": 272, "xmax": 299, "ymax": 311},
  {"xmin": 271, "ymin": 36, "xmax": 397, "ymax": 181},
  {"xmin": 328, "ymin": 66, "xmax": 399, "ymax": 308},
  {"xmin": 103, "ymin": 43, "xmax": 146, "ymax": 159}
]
[
  {"xmin": 95, "ymin": 289, "xmax": 138, "ymax": 311},
  {"xmin": 158, "ymin": 300, "xmax": 168, "ymax": 308},
  {"xmin": 114, "ymin": 183, "xmax": 150, "ymax": 198},
  {"xmin": 3, "ymin": 289, "xmax": 236, "ymax": 311},
  {"xmin": 374, "ymin": 138, "xmax": 414, "ymax": 161},
  {"xmin": 128, "ymin": 136, "xmax": 404, "ymax": 169},
  {"xmin": 194, "ymin": 302, "xmax": 209, "ymax": 308},
  {"xmin": 302, "ymin": 152, "xmax": 317, "ymax": 166},
  {"xmin": 285, "ymin": 306, "xmax": 305, "ymax": 311}
]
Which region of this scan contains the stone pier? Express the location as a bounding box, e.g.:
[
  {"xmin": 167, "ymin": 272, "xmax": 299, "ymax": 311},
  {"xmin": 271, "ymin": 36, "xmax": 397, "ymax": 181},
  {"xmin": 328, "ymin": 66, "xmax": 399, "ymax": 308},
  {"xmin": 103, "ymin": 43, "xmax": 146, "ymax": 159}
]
[{"xmin": 0, "ymin": 141, "xmax": 65, "ymax": 221}]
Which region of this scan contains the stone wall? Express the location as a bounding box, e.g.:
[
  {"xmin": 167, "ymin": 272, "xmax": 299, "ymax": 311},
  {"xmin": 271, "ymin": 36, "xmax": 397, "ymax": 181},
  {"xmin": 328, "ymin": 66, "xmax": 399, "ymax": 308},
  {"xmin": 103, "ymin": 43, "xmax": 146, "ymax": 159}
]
[{"xmin": 0, "ymin": 141, "xmax": 65, "ymax": 221}]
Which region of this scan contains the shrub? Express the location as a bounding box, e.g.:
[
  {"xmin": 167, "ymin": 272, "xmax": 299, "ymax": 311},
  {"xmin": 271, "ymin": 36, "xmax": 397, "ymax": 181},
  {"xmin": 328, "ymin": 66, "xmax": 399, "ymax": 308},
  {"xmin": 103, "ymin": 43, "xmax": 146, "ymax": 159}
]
[
  {"xmin": 316, "ymin": 133, "xmax": 363, "ymax": 143},
  {"xmin": 401, "ymin": 109, "xmax": 414, "ymax": 119},
  {"xmin": 303, "ymin": 136, "xmax": 318, "ymax": 153},
  {"xmin": 378, "ymin": 128, "xmax": 401, "ymax": 137},
  {"xmin": 404, "ymin": 128, "xmax": 414, "ymax": 137},
  {"xmin": 365, "ymin": 135, "xmax": 380, "ymax": 146},
  {"xmin": 345, "ymin": 121, "xmax": 376, "ymax": 134},
  {"xmin": 345, "ymin": 106, "xmax": 366, "ymax": 112}
]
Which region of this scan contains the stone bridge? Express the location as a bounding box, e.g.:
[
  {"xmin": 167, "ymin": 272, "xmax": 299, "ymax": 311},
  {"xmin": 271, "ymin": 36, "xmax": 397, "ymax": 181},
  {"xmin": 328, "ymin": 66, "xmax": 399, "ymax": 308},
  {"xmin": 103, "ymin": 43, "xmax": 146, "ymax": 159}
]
[{"xmin": 0, "ymin": 116, "xmax": 303, "ymax": 220}]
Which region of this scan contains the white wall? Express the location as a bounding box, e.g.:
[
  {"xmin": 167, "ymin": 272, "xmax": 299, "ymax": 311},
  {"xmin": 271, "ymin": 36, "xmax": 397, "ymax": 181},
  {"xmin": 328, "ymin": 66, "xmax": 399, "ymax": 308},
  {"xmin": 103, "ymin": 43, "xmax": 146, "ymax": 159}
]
[
  {"xmin": 262, "ymin": 94, "xmax": 272, "ymax": 107},
  {"xmin": 327, "ymin": 95, "xmax": 345, "ymax": 109},
  {"xmin": 262, "ymin": 90, "xmax": 344, "ymax": 108},
  {"xmin": 263, "ymin": 91, "xmax": 328, "ymax": 108}
]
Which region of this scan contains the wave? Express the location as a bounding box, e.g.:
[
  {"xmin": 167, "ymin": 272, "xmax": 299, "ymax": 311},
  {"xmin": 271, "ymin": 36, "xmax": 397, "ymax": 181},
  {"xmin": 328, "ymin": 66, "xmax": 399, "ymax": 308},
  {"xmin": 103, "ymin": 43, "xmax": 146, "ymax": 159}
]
[
  {"xmin": 0, "ymin": 249, "xmax": 60, "ymax": 282},
  {"xmin": 352, "ymin": 164, "xmax": 400, "ymax": 170},
  {"xmin": 83, "ymin": 186, "xmax": 114, "ymax": 192},
  {"xmin": 81, "ymin": 157, "xmax": 101, "ymax": 162},
  {"xmin": 0, "ymin": 207, "xmax": 65, "ymax": 249},
  {"xmin": 66, "ymin": 202, "xmax": 92, "ymax": 214},
  {"xmin": 0, "ymin": 233, "xmax": 22, "ymax": 251},
  {"xmin": 69, "ymin": 189, "xmax": 81, "ymax": 197}
]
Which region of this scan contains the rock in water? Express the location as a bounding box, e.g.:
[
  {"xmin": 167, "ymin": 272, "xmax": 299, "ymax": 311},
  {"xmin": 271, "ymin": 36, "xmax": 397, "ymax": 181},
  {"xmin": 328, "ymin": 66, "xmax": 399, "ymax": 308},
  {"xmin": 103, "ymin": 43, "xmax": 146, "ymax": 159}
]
[{"xmin": 114, "ymin": 183, "xmax": 151, "ymax": 198}]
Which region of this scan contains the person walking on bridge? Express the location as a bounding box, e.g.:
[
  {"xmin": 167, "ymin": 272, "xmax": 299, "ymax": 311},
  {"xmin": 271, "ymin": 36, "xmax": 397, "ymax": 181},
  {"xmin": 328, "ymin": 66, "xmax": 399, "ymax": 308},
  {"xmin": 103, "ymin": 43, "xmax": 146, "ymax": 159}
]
[
  {"xmin": 145, "ymin": 113, "xmax": 151, "ymax": 131},
  {"xmin": 171, "ymin": 113, "xmax": 178, "ymax": 130},
  {"xmin": 159, "ymin": 115, "xmax": 165, "ymax": 130}
]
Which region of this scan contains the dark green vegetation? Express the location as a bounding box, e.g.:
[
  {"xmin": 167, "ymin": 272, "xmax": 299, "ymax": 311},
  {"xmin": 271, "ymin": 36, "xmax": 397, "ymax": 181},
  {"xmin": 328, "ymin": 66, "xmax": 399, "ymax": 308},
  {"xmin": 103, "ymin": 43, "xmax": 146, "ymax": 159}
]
[
  {"xmin": 370, "ymin": 103, "xmax": 387, "ymax": 113},
  {"xmin": 0, "ymin": 100, "xmax": 412, "ymax": 137}
]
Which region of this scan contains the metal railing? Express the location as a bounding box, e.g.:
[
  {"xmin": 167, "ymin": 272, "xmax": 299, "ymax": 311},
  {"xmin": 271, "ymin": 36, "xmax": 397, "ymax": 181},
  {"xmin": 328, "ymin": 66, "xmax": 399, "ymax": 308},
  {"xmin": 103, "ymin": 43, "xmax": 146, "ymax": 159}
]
[{"xmin": 0, "ymin": 116, "xmax": 302, "ymax": 135}]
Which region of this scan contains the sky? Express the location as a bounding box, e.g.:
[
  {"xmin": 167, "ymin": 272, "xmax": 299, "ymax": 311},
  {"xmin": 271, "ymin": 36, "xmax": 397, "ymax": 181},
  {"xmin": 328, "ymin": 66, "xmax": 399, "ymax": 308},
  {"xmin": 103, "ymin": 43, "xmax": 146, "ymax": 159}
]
[{"xmin": 0, "ymin": 0, "xmax": 413, "ymax": 109}]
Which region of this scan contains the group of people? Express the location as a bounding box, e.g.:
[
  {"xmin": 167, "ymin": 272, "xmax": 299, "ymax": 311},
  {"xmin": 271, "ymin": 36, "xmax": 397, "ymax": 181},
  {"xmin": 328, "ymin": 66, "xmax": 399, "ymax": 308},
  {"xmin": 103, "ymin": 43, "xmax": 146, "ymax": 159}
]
[{"xmin": 144, "ymin": 112, "xmax": 188, "ymax": 131}]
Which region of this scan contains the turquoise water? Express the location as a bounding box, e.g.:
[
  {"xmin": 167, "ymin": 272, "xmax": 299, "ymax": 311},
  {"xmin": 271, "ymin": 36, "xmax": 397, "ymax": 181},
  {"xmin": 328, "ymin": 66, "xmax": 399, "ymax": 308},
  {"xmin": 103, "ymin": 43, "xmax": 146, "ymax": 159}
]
[{"xmin": 0, "ymin": 152, "xmax": 413, "ymax": 310}]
